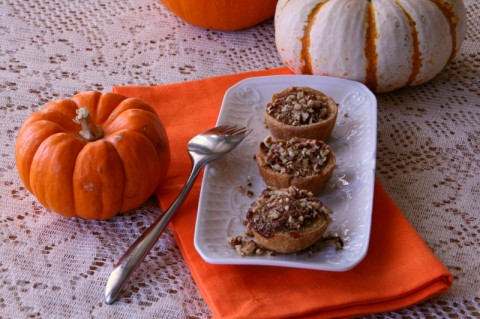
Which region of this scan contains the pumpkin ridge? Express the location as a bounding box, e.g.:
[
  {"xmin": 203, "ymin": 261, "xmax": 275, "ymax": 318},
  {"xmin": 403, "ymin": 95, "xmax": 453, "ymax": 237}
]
[
  {"xmin": 429, "ymin": 0, "xmax": 460, "ymax": 63},
  {"xmin": 300, "ymin": 1, "xmax": 327, "ymax": 75},
  {"xmin": 30, "ymin": 132, "xmax": 85, "ymax": 217},
  {"xmin": 104, "ymin": 133, "xmax": 129, "ymax": 212},
  {"xmin": 103, "ymin": 138, "xmax": 127, "ymax": 217},
  {"xmin": 73, "ymin": 140, "xmax": 124, "ymax": 220},
  {"xmin": 364, "ymin": 1, "xmax": 378, "ymax": 92},
  {"xmin": 103, "ymin": 108, "xmax": 170, "ymax": 160},
  {"xmin": 103, "ymin": 108, "xmax": 158, "ymax": 133},
  {"xmin": 17, "ymin": 122, "xmax": 67, "ymax": 192},
  {"xmin": 107, "ymin": 129, "xmax": 162, "ymax": 163},
  {"xmin": 94, "ymin": 92, "xmax": 128, "ymax": 125},
  {"xmin": 107, "ymin": 130, "xmax": 162, "ymax": 212},
  {"xmin": 395, "ymin": 0, "xmax": 422, "ymax": 86},
  {"xmin": 19, "ymin": 109, "xmax": 80, "ymax": 135},
  {"xmin": 66, "ymin": 135, "xmax": 88, "ymax": 217},
  {"xmin": 43, "ymin": 99, "xmax": 78, "ymax": 121},
  {"xmin": 102, "ymin": 98, "xmax": 158, "ymax": 128}
]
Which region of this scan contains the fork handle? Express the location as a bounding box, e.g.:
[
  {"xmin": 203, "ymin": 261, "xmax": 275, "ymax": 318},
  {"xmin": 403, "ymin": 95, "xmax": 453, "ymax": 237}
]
[{"xmin": 104, "ymin": 160, "xmax": 205, "ymax": 305}]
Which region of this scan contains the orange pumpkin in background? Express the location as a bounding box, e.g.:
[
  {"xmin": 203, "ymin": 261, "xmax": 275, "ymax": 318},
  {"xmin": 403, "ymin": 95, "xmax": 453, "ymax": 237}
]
[
  {"xmin": 160, "ymin": 0, "xmax": 278, "ymax": 31},
  {"xmin": 15, "ymin": 91, "xmax": 170, "ymax": 220}
]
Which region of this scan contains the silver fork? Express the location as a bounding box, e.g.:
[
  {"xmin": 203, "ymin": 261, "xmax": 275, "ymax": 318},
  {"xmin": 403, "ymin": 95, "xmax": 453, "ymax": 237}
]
[{"xmin": 104, "ymin": 125, "xmax": 251, "ymax": 304}]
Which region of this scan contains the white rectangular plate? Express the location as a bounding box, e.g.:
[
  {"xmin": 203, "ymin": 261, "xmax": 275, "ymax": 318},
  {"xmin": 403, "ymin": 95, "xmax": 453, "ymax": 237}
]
[{"xmin": 194, "ymin": 75, "xmax": 377, "ymax": 271}]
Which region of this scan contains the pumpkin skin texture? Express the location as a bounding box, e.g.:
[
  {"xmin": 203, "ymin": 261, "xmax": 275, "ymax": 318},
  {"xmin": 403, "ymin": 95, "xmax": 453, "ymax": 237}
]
[
  {"xmin": 160, "ymin": 0, "xmax": 278, "ymax": 31},
  {"xmin": 15, "ymin": 91, "xmax": 170, "ymax": 220},
  {"xmin": 275, "ymin": 0, "xmax": 467, "ymax": 92}
]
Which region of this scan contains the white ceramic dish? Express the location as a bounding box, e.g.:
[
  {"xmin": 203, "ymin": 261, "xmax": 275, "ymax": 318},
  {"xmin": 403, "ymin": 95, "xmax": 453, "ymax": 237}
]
[{"xmin": 194, "ymin": 75, "xmax": 377, "ymax": 271}]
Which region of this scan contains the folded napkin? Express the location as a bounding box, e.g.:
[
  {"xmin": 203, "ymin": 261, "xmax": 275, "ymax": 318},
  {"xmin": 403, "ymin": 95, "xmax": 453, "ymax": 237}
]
[{"xmin": 113, "ymin": 68, "xmax": 452, "ymax": 319}]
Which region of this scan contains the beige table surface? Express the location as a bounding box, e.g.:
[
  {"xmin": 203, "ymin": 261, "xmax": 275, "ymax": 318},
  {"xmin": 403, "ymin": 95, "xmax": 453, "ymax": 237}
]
[{"xmin": 0, "ymin": 1, "xmax": 478, "ymax": 318}]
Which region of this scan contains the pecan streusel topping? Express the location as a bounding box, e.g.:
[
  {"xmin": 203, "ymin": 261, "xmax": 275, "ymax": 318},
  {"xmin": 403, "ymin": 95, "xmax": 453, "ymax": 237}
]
[
  {"xmin": 260, "ymin": 136, "xmax": 331, "ymax": 177},
  {"xmin": 246, "ymin": 186, "xmax": 331, "ymax": 238},
  {"xmin": 266, "ymin": 87, "xmax": 330, "ymax": 126}
]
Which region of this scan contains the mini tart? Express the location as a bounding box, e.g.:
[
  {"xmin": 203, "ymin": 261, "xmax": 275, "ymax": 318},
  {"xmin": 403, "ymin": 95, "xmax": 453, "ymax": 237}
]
[
  {"xmin": 265, "ymin": 86, "xmax": 338, "ymax": 141},
  {"xmin": 246, "ymin": 186, "xmax": 331, "ymax": 253},
  {"xmin": 256, "ymin": 136, "xmax": 335, "ymax": 195}
]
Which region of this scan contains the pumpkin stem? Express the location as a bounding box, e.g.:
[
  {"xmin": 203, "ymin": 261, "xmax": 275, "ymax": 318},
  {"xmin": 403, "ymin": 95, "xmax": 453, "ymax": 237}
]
[{"xmin": 74, "ymin": 107, "xmax": 104, "ymax": 141}]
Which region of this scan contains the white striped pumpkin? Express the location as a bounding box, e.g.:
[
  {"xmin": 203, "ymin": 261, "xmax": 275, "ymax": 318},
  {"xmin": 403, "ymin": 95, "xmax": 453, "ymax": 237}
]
[{"xmin": 275, "ymin": 0, "xmax": 467, "ymax": 92}]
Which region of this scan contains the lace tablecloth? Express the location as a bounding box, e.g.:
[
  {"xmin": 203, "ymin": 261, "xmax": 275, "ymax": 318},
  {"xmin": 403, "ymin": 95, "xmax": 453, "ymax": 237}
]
[{"xmin": 0, "ymin": 0, "xmax": 478, "ymax": 318}]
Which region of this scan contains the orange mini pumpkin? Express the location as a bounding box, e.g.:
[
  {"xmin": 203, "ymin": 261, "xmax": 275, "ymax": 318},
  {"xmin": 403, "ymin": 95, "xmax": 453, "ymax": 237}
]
[
  {"xmin": 160, "ymin": 0, "xmax": 278, "ymax": 31},
  {"xmin": 15, "ymin": 91, "xmax": 170, "ymax": 220}
]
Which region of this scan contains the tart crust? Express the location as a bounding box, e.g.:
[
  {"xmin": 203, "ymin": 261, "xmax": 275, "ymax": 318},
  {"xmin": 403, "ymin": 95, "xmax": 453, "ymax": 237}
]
[{"xmin": 265, "ymin": 86, "xmax": 338, "ymax": 141}]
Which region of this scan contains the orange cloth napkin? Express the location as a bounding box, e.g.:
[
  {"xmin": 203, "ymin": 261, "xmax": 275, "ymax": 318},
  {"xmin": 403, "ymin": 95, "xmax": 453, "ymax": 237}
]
[{"xmin": 113, "ymin": 68, "xmax": 452, "ymax": 319}]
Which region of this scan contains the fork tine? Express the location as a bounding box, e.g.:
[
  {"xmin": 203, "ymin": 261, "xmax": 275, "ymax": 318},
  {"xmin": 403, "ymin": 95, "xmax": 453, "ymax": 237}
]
[
  {"xmin": 225, "ymin": 126, "xmax": 251, "ymax": 137},
  {"xmin": 212, "ymin": 125, "xmax": 236, "ymax": 134},
  {"xmin": 214, "ymin": 124, "xmax": 233, "ymax": 131},
  {"xmin": 233, "ymin": 127, "xmax": 251, "ymax": 136},
  {"xmin": 215, "ymin": 125, "xmax": 243, "ymax": 134},
  {"xmin": 223, "ymin": 124, "xmax": 241, "ymax": 131},
  {"xmin": 224, "ymin": 125, "xmax": 244, "ymax": 134}
]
